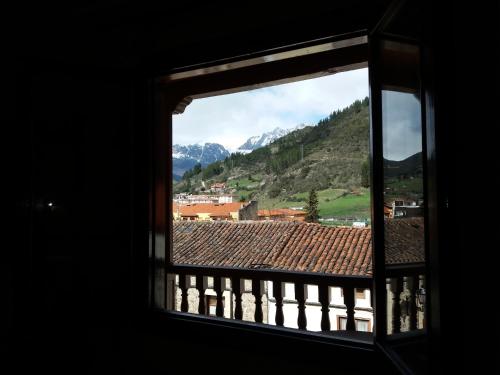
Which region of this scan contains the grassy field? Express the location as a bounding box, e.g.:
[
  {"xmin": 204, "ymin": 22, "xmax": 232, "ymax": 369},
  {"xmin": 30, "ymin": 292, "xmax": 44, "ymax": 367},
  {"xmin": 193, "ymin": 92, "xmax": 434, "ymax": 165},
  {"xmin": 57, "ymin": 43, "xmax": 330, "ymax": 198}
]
[
  {"xmin": 223, "ymin": 173, "xmax": 371, "ymax": 221},
  {"xmin": 384, "ymin": 176, "xmax": 423, "ymax": 199},
  {"xmin": 227, "ymin": 176, "xmax": 262, "ymax": 201},
  {"xmin": 290, "ymin": 188, "xmax": 346, "ymax": 202},
  {"xmin": 318, "ymin": 191, "xmax": 370, "ymax": 218},
  {"xmin": 227, "ymin": 177, "xmax": 261, "ymax": 190},
  {"xmin": 257, "ymin": 187, "xmax": 371, "ymax": 220}
]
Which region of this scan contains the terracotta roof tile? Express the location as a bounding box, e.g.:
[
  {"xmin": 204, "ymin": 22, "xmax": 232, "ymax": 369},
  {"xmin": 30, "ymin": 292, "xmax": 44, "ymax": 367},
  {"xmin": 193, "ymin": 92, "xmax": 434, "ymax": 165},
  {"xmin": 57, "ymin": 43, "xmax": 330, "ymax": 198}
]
[
  {"xmin": 173, "ymin": 218, "xmax": 424, "ymax": 276},
  {"xmin": 385, "ymin": 217, "xmax": 425, "ymax": 264},
  {"xmin": 173, "ymin": 221, "xmax": 372, "ymax": 276}
]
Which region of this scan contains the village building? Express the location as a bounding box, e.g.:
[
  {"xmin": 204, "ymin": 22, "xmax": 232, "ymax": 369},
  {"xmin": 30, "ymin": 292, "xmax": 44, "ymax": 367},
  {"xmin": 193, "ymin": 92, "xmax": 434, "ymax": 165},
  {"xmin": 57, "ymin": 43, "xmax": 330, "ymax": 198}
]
[
  {"xmin": 173, "ymin": 193, "xmax": 234, "ymax": 204},
  {"xmin": 172, "ymin": 201, "xmax": 258, "ymax": 221},
  {"xmin": 172, "ymin": 221, "xmax": 374, "ymax": 331},
  {"xmin": 171, "ymin": 219, "xmax": 425, "ymax": 333},
  {"xmin": 209, "ymin": 182, "xmax": 226, "ymax": 193},
  {"xmin": 384, "ymin": 198, "xmax": 424, "ymax": 219}
]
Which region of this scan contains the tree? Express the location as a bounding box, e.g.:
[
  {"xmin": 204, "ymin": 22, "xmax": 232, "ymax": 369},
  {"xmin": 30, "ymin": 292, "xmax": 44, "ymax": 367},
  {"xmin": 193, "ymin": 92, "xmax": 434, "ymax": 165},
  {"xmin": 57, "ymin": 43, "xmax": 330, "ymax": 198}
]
[
  {"xmin": 361, "ymin": 157, "xmax": 370, "ymax": 188},
  {"xmin": 304, "ymin": 189, "xmax": 319, "ymax": 223},
  {"xmin": 300, "ymin": 166, "xmax": 310, "ymax": 179},
  {"xmin": 268, "ymin": 185, "xmax": 281, "ymax": 198},
  {"xmin": 193, "ymin": 163, "xmax": 202, "ymax": 175},
  {"xmin": 184, "ymin": 178, "xmax": 191, "ymax": 193}
]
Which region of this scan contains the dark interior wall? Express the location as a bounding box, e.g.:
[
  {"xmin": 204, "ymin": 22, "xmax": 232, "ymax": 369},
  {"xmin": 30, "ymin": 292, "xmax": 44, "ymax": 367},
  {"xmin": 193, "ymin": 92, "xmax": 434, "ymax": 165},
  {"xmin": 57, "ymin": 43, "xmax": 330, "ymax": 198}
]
[
  {"xmin": 437, "ymin": 4, "xmax": 499, "ymax": 372},
  {"xmin": 9, "ymin": 66, "xmax": 141, "ymax": 373},
  {"xmin": 426, "ymin": 2, "xmax": 499, "ymax": 372}
]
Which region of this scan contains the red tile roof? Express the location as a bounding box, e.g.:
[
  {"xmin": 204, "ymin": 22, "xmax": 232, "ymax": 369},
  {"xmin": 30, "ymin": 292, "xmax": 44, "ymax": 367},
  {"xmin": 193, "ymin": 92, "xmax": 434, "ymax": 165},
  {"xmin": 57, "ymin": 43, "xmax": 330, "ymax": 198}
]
[
  {"xmin": 385, "ymin": 217, "xmax": 425, "ymax": 264},
  {"xmin": 173, "ymin": 218, "xmax": 425, "ymax": 275},
  {"xmin": 173, "ymin": 221, "xmax": 372, "ymax": 276}
]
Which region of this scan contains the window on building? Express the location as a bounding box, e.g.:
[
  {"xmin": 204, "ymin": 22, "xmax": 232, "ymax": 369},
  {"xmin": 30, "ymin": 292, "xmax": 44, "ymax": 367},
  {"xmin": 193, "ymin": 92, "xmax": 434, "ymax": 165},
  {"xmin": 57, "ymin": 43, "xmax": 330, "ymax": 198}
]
[
  {"xmin": 356, "ymin": 289, "xmax": 366, "ymax": 300},
  {"xmin": 206, "ymin": 295, "xmax": 224, "ymax": 316},
  {"xmin": 338, "ymin": 316, "xmax": 371, "ymax": 332},
  {"xmin": 355, "ymin": 319, "xmax": 370, "ymax": 332},
  {"xmin": 340, "ymin": 288, "xmax": 367, "ymax": 299}
]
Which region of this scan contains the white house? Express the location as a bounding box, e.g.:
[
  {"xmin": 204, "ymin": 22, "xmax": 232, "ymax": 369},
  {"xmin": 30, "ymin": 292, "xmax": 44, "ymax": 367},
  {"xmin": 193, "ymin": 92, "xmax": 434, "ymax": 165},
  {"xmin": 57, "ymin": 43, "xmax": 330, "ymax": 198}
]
[
  {"xmin": 171, "ymin": 218, "xmax": 425, "ymax": 334},
  {"xmin": 174, "ymin": 277, "xmax": 372, "ymax": 332},
  {"xmin": 172, "ymin": 221, "xmax": 374, "ymax": 332}
]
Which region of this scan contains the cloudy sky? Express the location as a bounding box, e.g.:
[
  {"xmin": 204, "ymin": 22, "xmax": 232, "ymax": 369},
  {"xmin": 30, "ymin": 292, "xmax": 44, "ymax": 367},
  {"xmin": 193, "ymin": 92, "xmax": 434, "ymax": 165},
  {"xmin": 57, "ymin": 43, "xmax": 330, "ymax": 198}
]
[
  {"xmin": 382, "ymin": 90, "xmax": 422, "ymax": 161},
  {"xmin": 173, "ymin": 68, "xmax": 368, "ymax": 151}
]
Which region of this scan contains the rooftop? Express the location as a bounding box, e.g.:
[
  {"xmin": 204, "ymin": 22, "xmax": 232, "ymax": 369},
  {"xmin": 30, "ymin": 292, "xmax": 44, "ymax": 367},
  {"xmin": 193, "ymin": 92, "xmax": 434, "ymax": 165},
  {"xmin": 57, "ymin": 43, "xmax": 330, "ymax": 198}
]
[
  {"xmin": 173, "ymin": 221, "xmax": 372, "ymax": 276},
  {"xmin": 385, "ymin": 217, "xmax": 425, "ymax": 265},
  {"xmin": 173, "ymin": 218, "xmax": 425, "ymax": 275}
]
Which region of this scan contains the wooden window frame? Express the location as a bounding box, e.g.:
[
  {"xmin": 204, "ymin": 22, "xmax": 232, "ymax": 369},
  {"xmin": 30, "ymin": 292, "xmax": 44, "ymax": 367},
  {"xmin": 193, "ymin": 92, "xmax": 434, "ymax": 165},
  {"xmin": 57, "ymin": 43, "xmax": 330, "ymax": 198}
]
[
  {"xmin": 338, "ymin": 316, "xmax": 372, "ymax": 332},
  {"xmin": 355, "ymin": 318, "xmax": 371, "ymax": 332},
  {"xmin": 150, "ymin": 32, "xmax": 377, "ymax": 350}
]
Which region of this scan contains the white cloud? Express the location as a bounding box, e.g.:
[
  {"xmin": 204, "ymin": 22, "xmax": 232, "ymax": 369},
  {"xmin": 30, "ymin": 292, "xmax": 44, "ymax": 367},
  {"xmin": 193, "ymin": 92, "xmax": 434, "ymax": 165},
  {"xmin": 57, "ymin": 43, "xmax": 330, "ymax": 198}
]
[
  {"xmin": 173, "ymin": 68, "xmax": 368, "ymax": 150},
  {"xmin": 382, "ymin": 90, "xmax": 422, "ymax": 161}
]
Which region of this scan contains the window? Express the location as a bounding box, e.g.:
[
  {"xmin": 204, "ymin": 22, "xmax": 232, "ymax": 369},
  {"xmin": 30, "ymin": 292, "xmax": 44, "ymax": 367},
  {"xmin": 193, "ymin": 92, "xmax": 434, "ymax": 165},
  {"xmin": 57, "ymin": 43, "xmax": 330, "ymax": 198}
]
[
  {"xmin": 340, "ymin": 288, "xmax": 367, "ymax": 299},
  {"xmin": 355, "ymin": 319, "xmax": 370, "ymax": 332},
  {"xmin": 338, "ymin": 316, "xmax": 347, "ymax": 330},
  {"xmin": 168, "ymin": 66, "xmax": 372, "ymax": 331},
  {"xmin": 158, "ymin": 34, "xmax": 372, "ymax": 339},
  {"xmin": 206, "ymin": 295, "xmax": 224, "ymax": 316},
  {"xmin": 338, "ymin": 317, "xmax": 371, "ymax": 332},
  {"xmin": 150, "ymin": 35, "xmax": 438, "ymax": 375},
  {"xmin": 356, "ymin": 289, "xmax": 366, "ymax": 300}
]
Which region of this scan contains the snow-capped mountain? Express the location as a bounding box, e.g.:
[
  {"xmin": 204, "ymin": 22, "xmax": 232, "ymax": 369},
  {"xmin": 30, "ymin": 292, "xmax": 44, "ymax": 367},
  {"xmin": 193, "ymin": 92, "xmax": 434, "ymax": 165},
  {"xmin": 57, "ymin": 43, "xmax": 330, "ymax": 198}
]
[
  {"xmin": 237, "ymin": 124, "xmax": 308, "ymax": 153},
  {"xmin": 172, "ymin": 143, "xmax": 230, "ymax": 180}
]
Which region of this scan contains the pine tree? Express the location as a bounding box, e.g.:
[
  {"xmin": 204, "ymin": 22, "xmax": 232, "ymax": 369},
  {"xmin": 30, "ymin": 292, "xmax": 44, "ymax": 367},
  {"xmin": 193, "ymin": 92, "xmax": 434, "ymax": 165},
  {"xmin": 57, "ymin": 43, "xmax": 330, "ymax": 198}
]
[
  {"xmin": 305, "ymin": 189, "xmax": 319, "ymax": 223},
  {"xmin": 184, "ymin": 178, "xmax": 191, "ymax": 193},
  {"xmin": 361, "ymin": 157, "xmax": 370, "ymax": 188}
]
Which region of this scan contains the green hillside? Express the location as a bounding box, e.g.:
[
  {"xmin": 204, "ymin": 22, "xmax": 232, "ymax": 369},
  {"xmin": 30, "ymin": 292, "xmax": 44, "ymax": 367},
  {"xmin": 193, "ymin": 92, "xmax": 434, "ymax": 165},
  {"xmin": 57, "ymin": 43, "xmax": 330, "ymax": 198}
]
[{"xmin": 173, "ymin": 97, "xmax": 371, "ymax": 222}]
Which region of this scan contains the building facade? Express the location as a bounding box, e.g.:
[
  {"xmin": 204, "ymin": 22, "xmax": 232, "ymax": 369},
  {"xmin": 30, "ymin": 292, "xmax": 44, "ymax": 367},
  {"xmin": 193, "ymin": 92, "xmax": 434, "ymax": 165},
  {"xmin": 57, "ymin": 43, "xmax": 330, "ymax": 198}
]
[
  {"xmin": 172, "ymin": 201, "xmax": 257, "ymax": 221},
  {"xmin": 171, "ymin": 219, "xmax": 425, "ymax": 333}
]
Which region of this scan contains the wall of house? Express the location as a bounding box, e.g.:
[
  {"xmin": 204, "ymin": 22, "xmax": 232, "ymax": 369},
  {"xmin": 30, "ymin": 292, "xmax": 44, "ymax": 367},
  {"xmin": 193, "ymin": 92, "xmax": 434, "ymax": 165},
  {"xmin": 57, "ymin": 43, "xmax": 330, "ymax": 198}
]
[
  {"xmin": 386, "ymin": 277, "xmax": 425, "ymax": 334},
  {"xmin": 9, "ymin": 67, "xmax": 145, "ymax": 373},
  {"xmin": 267, "ymin": 283, "xmax": 373, "ymax": 331},
  {"xmin": 172, "ymin": 279, "xmax": 373, "ymax": 332},
  {"xmin": 197, "ymin": 212, "xmax": 212, "ymax": 220},
  {"xmin": 173, "ymin": 277, "xmax": 269, "ymax": 323},
  {"xmin": 239, "ymin": 200, "xmax": 258, "ymax": 220},
  {"xmin": 175, "ymin": 288, "xmax": 234, "ymax": 318}
]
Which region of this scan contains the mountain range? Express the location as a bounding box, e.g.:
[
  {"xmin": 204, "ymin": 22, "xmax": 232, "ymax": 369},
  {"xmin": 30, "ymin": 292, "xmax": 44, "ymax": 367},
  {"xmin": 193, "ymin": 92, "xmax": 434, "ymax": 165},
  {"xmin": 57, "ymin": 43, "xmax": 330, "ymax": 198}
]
[
  {"xmin": 174, "ymin": 97, "xmax": 371, "ymax": 197},
  {"xmin": 172, "ymin": 124, "xmax": 308, "ymax": 179},
  {"xmin": 383, "ymin": 152, "xmax": 423, "ymax": 178},
  {"xmin": 237, "ymin": 124, "xmax": 307, "ymax": 153},
  {"xmin": 172, "ymin": 143, "xmax": 230, "ymax": 180}
]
